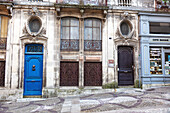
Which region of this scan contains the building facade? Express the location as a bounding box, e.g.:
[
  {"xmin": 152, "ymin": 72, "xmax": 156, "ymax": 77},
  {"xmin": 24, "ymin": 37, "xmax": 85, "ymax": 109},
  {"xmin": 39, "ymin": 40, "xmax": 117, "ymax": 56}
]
[
  {"xmin": 0, "ymin": 0, "xmax": 12, "ymax": 88},
  {"xmin": 140, "ymin": 12, "xmax": 170, "ymax": 88},
  {"xmin": 0, "ymin": 0, "xmax": 169, "ymax": 97}
]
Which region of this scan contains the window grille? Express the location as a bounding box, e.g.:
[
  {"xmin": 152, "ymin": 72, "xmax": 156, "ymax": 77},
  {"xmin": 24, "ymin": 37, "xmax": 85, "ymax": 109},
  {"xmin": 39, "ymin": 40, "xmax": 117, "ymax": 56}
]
[{"xmin": 118, "ymin": 0, "xmax": 132, "ymax": 6}]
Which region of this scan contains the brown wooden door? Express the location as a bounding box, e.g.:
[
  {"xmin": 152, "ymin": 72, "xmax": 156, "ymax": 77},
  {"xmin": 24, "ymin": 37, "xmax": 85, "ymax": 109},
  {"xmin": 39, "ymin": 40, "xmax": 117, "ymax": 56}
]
[
  {"xmin": 84, "ymin": 62, "xmax": 102, "ymax": 86},
  {"xmin": 60, "ymin": 62, "xmax": 79, "ymax": 86},
  {"xmin": 0, "ymin": 61, "xmax": 5, "ymax": 87},
  {"xmin": 118, "ymin": 46, "xmax": 134, "ymax": 86}
]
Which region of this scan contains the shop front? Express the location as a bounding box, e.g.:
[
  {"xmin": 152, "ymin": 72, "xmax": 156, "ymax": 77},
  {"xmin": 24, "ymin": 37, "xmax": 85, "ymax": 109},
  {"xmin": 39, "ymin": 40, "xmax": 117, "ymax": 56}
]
[{"xmin": 140, "ymin": 13, "xmax": 170, "ymax": 88}]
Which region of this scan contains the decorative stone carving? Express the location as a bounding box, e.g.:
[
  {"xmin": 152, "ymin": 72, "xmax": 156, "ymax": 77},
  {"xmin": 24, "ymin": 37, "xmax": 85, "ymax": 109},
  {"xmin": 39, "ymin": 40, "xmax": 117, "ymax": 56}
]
[
  {"xmin": 118, "ymin": 19, "xmax": 134, "ymax": 39},
  {"xmin": 25, "ymin": 16, "xmax": 44, "ymax": 37}
]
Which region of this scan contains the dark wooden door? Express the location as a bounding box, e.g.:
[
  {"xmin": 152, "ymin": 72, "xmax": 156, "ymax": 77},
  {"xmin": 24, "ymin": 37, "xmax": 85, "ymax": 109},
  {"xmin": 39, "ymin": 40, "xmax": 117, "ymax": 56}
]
[
  {"xmin": 118, "ymin": 46, "xmax": 134, "ymax": 86},
  {"xmin": 84, "ymin": 62, "xmax": 102, "ymax": 86},
  {"xmin": 0, "ymin": 61, "xmax": 5, "ymax": 87},
  {"xmin": 60, "ymin": 62, "xmax": 79, "ymax": 86}
]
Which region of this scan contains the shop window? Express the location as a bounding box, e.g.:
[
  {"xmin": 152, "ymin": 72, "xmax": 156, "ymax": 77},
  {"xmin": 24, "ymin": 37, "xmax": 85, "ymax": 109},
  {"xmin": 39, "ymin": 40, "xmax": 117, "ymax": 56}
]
[
  {"xmin": 150, "ymin": 22, "xmax": 170, "ymax": 34},
  {"xmin": 118, "ymin": 0, "xmax": 132, "ymax": 6},
  {"xmin": 150, "ymin": 47, "xmax": 162, "ymax": 75},
  {"xmin": 0, "ymin": 16, "xmax": 9, "ymax": 49},
  {"xmin": 165, "ymin": 53, "xmax": 170, "ymax": 75},
  {"xmin": 61, "ymin": 18, "xmax": 79, "ymax": 51},
  {"xmin": 84, "ymin": 18, "xmax": 101, "ymax": 51}
]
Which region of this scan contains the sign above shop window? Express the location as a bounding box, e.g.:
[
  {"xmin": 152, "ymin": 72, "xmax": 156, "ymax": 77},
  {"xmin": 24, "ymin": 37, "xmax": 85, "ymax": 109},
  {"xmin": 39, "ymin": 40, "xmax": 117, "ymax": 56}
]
[{"xmin": 150, "ymin": 38, "xmax": 170, "ymax": 42}]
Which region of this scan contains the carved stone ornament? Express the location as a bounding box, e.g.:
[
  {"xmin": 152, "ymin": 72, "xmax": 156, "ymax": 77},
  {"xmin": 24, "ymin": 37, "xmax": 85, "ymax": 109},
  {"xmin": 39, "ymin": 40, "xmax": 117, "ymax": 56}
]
[
  {"xmin": 118, "ymin": 19, "xmax": 134, "ymax": 39},
  {"xmin": 26, "ymin": 16, "xmax": 43, "ymax": 36}
]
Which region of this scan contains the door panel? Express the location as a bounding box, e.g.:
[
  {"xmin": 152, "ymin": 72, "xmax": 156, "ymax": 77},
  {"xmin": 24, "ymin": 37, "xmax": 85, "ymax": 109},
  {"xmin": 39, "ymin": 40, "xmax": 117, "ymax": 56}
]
[
  {"xmin": 0, "ymin": 61, "xmax": 5, "ymax": 87},
  {"xmin": 84, "ymin": 62, "xmax": 102, "ymax": 86},
  {"xmin": 118, "ymin": 46, "xmax": 134, "ymax": 86},
  {"xmin": 24, "ymin": 54, "xmax": 43, "ymax": 96},
  {"xmin": 60, "ymin": 62, "xmax": 79, "ymax": 86}
]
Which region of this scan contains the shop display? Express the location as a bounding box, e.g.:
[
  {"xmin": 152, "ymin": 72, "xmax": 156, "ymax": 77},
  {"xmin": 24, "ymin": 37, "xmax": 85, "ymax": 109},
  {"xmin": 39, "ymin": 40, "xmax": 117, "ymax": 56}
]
[
  {"xmin": 165, "ymin": 54, "xmax": 170, "ymax": 75},
  {"xmin": 150, "ymin": 48, "xmax": 162, "ymax": 75}
]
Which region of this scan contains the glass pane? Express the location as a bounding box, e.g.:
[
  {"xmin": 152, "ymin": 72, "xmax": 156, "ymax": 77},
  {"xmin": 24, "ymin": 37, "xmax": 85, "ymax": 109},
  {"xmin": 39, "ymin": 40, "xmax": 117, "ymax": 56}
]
[
  {"xmin": 62, "ymin": 18, "xmax": 69, "ymax": 26},
  {"xmin": 29, "ymin": 18, "xmax": 41, "ymax": 33},
  {"xmin": 70, "ymin": 27, "xmax": 79, "ymax": 39},
  {"xmin": 1, "ymin": 16, "xmax": 9, "ymax": 38},
  {"xmin": 93, "ymin": 19, "xmax": 101, "ymax": 28},
  {"xmin": 165, "ymin": 53, "xmax": 170, "ymax": 75},
  {"xmin": 85, "ymin": 19, "xmax": 92, "ymax": 27},
  {"xmin": 150, "ymin": 47, "xmax": 162, "ymax": 75},
  {"xmin": 62, "ymin": 27, "xmax": 69, "ymax": 39},
  {"xmin": 27, "ymin": 44, "xmax": 43, "ymax": 52},
  {"xmin": 85, "ymin": 28, "xmax": 92, "ymax": 40},
  {"xmin": 150, "ymin": 22, "xmax": 170, "ymax": 34},
  {"xmin": 71, "ymin": 18, "xmax": 79, "ymax": 26},
  {"xmin": 120, "ymin": 22, "xmax": 129, "ymax": 35},
  {"xmin": 93, "ymin": 28, "xmax": 100, "ymax": 40}
]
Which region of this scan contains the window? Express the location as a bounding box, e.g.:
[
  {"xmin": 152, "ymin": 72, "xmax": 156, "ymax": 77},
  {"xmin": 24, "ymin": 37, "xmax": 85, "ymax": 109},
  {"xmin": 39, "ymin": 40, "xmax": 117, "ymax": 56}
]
[
  {"xmin": 29, "ymin": 17, "xmax": 42, "ymax": 33},
  {"xmin": 84, "ymin": 18, "xmax": 101, "ymax": 51},
  {"xmin": 150, "ymin": 47, "xmax": 162, "ymax": 75},
  {"xmin": 120, "ymin": 21, "xmax": 129, "ymax": 35},
  {"xmin": 61, "ymin": 18, "xmax": 79, "ymax": 51},
  {"xmin": 119, "ymin": 19, "xmax": 133, "ymax": 38},
  {"xmin": 0, "ymin": 16, "xmax": 9, "ymax": 49},
  {"xmin": 118, "ymin": 0, "xmax": 132, "ymax": 6},
  {"xmin": 150, "ymin": 22, "xmax": 170, "ymax": 34},
  {"xmin": 165, "ymin": 53, "xmax": 170, "ymax": 75}
]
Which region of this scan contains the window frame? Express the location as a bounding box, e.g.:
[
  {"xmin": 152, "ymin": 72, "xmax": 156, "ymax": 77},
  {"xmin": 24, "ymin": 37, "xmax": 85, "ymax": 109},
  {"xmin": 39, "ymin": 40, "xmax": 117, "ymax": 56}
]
[
  {"xmin": 60, "ymin": 17, "xmax": 79, "ymax": 51},
  {"xmin": 84, "ymin": 18, "xmax": 102, "ymax": 51}
]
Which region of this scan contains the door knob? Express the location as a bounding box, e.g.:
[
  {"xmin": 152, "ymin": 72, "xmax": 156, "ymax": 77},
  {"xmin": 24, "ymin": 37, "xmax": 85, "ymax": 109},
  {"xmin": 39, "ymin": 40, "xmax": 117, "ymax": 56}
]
[{"xmin": 32, "ymin": 65, "xmax": 36, "ymax": 71}]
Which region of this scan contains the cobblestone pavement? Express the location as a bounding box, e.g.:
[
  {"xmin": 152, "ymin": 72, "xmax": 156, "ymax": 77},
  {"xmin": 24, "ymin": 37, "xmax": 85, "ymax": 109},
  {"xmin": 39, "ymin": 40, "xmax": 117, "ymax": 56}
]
[
  {"xmin": 0, "ymin": 86, "xmax": 170, "ymax": 113},
  {"xmin": 0, "ymin": 97, "xmax": 64, "ymax": 113}
]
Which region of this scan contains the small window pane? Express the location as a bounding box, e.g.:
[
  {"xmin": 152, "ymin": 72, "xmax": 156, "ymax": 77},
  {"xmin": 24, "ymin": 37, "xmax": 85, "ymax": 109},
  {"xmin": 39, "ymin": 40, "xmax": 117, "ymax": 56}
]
[
  {"xmin": 71, "ymin": 18, "xmax": 79, "ymax": 26},
  {"xmin": 150, "ymin": 22, "xmax": 170, "ymax": 34},
  {"xmin": 85, "ymin": 19, "xmax": 92, "ymax": 27},
  {"xmin": 62, "ymin": 27, "xmax": 69, "ymax": 39},
  {"xmin": 85, "ymin": 28, "xmax": 92, "ymax": 40},
  {"xmin": 1, "ymin": 16, "xmax": 9, "ymax": 38},
  {"xmin": 120, "ymin": 22, "xmax": 129, "ymax": 35},
  {"xmin": 62, "ymin": 19, "xmax": 69, "ymax": 26},
  {"xmin": 70, "ymin": 27, "xmax": 79, "ymax": 39},
  {"xmin": 29, "ymin": 18, "xmax": 41, "ymax": 33},
  {"xmin": 93, "ymin": 19, "xmax": 101, "ymax": 28},
  {"xmin": 93, "ymin": 28, "xmax": 100, "ymax": 40}
]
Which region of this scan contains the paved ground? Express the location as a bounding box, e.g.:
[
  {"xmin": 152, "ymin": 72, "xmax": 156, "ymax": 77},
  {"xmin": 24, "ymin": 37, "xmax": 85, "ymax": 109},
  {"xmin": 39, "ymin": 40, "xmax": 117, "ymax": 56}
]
[{"xmin": 0, "ymin": 86, "xmax": 170, "ymax": 113}]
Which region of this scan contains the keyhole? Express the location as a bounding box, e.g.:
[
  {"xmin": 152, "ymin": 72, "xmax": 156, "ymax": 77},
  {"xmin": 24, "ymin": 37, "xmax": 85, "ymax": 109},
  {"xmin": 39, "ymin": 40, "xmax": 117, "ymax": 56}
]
[{"xmin": 32, "ymin": 65, "xmax": 35, "ymax": 71}]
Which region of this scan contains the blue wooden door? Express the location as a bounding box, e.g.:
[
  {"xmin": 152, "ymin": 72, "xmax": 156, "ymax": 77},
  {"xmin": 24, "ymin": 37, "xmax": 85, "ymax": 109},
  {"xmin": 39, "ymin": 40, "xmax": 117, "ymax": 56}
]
[{"xmin": 24, "ymin": 44, "xmax": 43, "ymax": 97}]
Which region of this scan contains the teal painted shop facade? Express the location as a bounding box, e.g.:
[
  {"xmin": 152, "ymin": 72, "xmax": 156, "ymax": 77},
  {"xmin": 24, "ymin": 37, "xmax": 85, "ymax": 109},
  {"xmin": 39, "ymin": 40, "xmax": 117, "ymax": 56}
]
[{"xmin": 139, "ymin": 13, "xmax": 170, "ymax": 87}]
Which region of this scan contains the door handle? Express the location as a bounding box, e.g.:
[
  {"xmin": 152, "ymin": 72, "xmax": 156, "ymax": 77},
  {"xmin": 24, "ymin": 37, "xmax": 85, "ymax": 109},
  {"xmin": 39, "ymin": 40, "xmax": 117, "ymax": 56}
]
[
  {"xmin": 32, "ymin": 65, "xmax": 36, "ymax": 71},
  {"xmin": 31, "ymin": 80, "xmax": 35, "ymax": 82},
  {"xmin": 124, "ymin": 71, "xmax": 128, "ymax": 73}
]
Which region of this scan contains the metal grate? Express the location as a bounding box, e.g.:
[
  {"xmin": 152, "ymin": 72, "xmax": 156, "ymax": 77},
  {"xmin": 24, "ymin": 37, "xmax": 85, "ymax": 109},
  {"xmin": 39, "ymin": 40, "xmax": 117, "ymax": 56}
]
[
  {"xmin": 84, "ymin": 40, "xmax": 102, "ymax": 51},
  {"xmin": 0, "ymin": 61, "xmax": 5, "ymax": 87},
  {"xmin": 118, "ymin": 0, "xmax": 131, "ymax": 6},
  {"xmin": 84, "ymin": 62, "xmax": 102, "ymax": 86},
  {"xmin": 60, "ymin": 39, "xmax": 79, "ymax": 51},
  {"xmin": 60, "ymin": 62, "xmax": 79, "ymax": 86}
]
